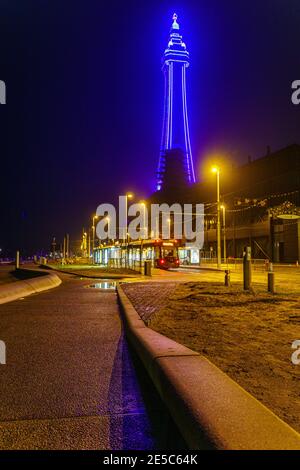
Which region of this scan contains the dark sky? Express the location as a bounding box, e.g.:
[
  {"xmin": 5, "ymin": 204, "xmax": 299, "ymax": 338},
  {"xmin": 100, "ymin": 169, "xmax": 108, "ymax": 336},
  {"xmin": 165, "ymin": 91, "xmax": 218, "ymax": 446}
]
[{"xmin": 0, "ymin": 0, "xmax": 299, "ymax": 255}]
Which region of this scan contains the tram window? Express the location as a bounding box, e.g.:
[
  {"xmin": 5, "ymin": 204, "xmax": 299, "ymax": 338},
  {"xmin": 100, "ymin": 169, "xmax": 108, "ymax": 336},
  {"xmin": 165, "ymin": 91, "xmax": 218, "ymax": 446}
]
[{"xmin": 162, "ymin": 248, "xmax": 177, "ymax": 258}]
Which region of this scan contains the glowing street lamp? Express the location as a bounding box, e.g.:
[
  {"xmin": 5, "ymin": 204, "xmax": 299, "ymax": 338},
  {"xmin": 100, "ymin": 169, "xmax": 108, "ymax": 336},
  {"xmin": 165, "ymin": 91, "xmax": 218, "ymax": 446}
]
[
  {"xmin": 211, "ymin": 166, "xmax": 221, "ymax": 268},
  {"xmin": 139, "ymin": 201, "xmax": 148, "ymax": 270},
  {"xmin": 140, "ymin": 201, "xmax": 147, "ymax": 239},
  {"xmin": 124, "ymin": 193, "xmax": 133, "ymax": 268},
  {"xmin": 124, "ymin": 193, "xmax": 134, "ymax": 239},
  {"xmin": 220, "ymin": 205, "xmax": 226, "ymax": 263}
]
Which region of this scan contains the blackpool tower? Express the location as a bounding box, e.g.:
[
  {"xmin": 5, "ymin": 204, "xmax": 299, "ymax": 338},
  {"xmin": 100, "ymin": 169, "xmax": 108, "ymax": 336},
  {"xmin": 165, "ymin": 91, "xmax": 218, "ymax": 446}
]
[{"xmin": 157, "ymin": 13, "xmax": 196, "ymax": 190}]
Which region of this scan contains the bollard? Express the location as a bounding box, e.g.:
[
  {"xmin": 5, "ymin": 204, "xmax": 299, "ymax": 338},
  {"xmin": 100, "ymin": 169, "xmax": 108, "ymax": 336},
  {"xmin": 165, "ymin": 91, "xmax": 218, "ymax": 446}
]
[
  {"xmin": 225, "ymin": 269, "xmax": 231, "ymax": 287},
  {"xmin": 243, "ymin": 246, "xmax": 252, "ymax": 290},
  {"xmin": 268, "ymin": 263, "xmax": 275, "ymax": 293},
  {"xmin": 15, "ymin": 250, "xmax": 20, "ymax": 270},
  {"xmin": 268, "ymin": 271, "xmax": 275, "ymax": 293},
  {"xmin": 144, "ymin": 260, "xmax": 152, "ymax": 276},
  {"xmin": 269, "ymin": 262, "xmax": 273, "ymax": 272}
]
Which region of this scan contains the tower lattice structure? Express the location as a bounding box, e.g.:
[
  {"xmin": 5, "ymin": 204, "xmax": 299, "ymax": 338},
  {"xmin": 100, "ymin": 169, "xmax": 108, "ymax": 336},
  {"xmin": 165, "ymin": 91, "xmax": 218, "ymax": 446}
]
[{"xmin": 157, "ymin": 13, "xmax": 196, "ymax": 191}]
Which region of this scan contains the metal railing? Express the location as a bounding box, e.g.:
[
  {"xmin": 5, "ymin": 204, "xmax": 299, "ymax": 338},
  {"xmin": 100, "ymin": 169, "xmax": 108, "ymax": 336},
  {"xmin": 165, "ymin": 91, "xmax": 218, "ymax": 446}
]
[{"xmin": 182, "ymin": 258, "xmax": 270, "ymax": 272}]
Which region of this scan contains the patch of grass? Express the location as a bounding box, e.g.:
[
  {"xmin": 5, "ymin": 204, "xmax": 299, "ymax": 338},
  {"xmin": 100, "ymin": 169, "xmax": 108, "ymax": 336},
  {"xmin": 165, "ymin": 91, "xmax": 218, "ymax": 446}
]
[{"xmin": 12, "ymin": 268, "xmax": 47, "ymax": 280}]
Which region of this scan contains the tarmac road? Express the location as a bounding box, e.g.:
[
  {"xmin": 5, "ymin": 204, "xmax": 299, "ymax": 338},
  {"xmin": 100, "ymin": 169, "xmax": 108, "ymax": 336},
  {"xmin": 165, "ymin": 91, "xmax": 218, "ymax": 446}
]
[{"xmin": 0, "ymin": 273, "xmax": 174, "ymax": 450}]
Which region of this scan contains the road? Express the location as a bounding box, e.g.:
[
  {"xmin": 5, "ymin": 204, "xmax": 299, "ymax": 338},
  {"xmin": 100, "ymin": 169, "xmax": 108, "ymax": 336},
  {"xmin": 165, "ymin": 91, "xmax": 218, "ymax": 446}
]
[
  {"xmin": 0, "ymin": 273, "xmax": 177, "ymax": 450},
  {"xmin": 1, "ymin": 262, "xmax": 297, "ymax": 449}
]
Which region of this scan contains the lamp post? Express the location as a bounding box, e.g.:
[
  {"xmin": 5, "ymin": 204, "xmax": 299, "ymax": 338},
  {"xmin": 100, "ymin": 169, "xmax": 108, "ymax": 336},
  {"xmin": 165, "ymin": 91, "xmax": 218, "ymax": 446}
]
[
  {"xmin": 140, "ymin": 201, "xmax": 147, "ymax": 239},
  {"xmin": 124, "ymin": 193, "xmax": 133, "ymax": 238},
  {"xmin": 212, "ymin": 166, "xmax": 221, "ymax": 268},
  {"xmin": 92, "ymin": 215, "xmax": 99, "ymax": 263},
  {"xmin": 167, "ymin": 218, "xmax": 171, "ymax": 239},
  {"xmin": 105, "ymin": 216, "xmax": 110, "ymax": 267},
  {"xmin": 124, "ymin": 193, "xmax": 133, "ymax": 268},
  {"xmin": 221, "ymin": 205, "xmax": 226, "ymax": 264},
  {"xmin": 139, "ymin": 201, "xmax": 147, "ymax": 271},
  {"xmin": 105, "ymin": 216, "xmax": 110, "ymax": 239},
  {"xmin": 87, "ymin": 230, "xmax": 91, "ymax": 263},
  {"xmin": 82, "ymin": 230, "xmax": 87, "ymax": 258}
]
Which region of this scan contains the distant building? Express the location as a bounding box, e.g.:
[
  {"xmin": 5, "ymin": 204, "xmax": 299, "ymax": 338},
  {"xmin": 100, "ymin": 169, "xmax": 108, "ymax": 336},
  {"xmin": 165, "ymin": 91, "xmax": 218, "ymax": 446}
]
[{"xmin": 153, "ymin": 144, "xmax": 300, "ymax": 263}]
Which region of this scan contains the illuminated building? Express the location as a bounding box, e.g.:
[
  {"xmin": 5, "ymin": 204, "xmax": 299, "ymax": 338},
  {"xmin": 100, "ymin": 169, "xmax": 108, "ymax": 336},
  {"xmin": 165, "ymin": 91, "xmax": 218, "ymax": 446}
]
[
  {"xmin": 152, "ymin": 144, "xmax": 300, "ymax": 263},
  {"xmin": 157, "ymin": 13, "xmax": 196, "ymax": 191}
]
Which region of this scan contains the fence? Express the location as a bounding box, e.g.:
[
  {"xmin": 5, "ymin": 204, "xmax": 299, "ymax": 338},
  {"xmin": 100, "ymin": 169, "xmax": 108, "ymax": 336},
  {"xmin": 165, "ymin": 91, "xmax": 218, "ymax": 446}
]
[{"xmin": 193, "ymin": 257, "xmax": 270, "ymax": 272}]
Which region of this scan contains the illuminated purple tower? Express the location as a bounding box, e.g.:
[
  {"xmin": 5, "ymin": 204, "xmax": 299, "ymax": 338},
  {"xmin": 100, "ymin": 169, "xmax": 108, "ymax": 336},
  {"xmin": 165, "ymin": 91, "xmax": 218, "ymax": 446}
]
[{"xmin": 157, "ymin": 13, "xmax": 196, "ymax": 191}]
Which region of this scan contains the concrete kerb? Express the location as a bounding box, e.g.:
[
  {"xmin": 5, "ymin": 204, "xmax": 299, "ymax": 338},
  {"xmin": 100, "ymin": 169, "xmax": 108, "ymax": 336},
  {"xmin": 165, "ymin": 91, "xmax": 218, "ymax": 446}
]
[
  {"xmin": 0, "ymin": 271, "xmax": 62, "ymax": 305},
  {"xmin": 117, "ymin": 283, "xmax": 300, "ymax": 450}
]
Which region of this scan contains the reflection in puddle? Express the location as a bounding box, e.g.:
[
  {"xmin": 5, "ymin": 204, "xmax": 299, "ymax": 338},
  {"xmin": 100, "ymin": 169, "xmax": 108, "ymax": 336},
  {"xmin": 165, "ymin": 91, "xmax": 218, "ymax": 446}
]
[{"xmin": 87, "ymin": 281, "xmax": 117, "ymax": 290}]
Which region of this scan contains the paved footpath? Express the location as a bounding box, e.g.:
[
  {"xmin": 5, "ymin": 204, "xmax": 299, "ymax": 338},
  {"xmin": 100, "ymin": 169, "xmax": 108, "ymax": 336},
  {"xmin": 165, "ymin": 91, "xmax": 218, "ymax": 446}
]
[{"xmin": 0, "ymin": 273, "xmax": 165, "ymax": 450}]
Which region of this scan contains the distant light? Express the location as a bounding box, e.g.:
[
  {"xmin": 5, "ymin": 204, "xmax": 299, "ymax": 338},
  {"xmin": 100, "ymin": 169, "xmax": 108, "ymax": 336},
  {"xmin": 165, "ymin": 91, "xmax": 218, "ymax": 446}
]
[{"xmin": 211, "ymin": 166, "xmax": 220, "ymax": 174}]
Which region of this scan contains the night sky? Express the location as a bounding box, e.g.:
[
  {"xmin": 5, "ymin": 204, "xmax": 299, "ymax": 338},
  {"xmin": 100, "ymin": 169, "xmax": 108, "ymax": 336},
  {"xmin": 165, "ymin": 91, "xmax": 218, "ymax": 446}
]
[{"xmin": 0, "ymin": 0, "xmax": 299, "ymax": 255}]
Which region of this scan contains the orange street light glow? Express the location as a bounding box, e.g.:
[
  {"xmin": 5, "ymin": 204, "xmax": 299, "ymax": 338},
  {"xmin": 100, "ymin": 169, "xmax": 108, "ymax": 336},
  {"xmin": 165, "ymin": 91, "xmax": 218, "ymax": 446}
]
[{"xmin": 211, "ymin": 166, "xmax": 220, "ymax": 174}]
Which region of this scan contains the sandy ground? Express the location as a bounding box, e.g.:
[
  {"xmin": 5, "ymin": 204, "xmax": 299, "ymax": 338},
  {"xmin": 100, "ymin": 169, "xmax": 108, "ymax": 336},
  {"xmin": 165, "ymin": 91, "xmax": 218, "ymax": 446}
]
[{"xmin": 123, "ymin": 280, "xmax": 300, "ymax": 434}]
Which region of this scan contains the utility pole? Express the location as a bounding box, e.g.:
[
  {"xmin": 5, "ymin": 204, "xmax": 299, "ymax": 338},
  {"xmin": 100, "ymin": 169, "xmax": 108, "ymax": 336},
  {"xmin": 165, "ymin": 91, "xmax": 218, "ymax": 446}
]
[
  {"xmin": 52, "ymin": 237, "xmax": 56, "ymax": 258},
  {"xmin": 66, "ymin": 234, "xmax": 69, "ymax": 258},
  {"xmin": 212, "ymin": 166, "xmax": 221, "ymax": 268},
  {"xmin": 88, "ymin": 230, "xmax": 91, "ymax": 263},
  {"xmin": 221, "ymin": 205, "xmax": 226, "ymax": 263}
]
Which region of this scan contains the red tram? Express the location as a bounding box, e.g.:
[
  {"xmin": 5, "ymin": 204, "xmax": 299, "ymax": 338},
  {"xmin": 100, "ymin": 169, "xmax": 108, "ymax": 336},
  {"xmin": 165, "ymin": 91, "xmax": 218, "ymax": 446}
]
[{"xmin": 152, "ymin": 239, "xmax": 180, "ymax": 269}]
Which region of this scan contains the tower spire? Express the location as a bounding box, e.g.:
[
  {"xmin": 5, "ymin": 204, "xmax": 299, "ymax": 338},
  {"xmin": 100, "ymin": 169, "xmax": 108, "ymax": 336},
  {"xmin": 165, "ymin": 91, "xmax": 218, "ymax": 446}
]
[
  {"xmin": 172, "ymin": 13, "xmax": 179, "ymax": 30},
  {"xmin": 156, "ymin": 14, "xmax": 196, "ymax": 191}
]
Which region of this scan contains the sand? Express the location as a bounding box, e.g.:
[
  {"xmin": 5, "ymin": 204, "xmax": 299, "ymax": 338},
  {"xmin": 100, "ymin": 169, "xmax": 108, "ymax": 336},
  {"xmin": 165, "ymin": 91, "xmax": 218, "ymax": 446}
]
[{"xmin": 123, "ymin": 281, "xmax": 300, "ymax": 434}]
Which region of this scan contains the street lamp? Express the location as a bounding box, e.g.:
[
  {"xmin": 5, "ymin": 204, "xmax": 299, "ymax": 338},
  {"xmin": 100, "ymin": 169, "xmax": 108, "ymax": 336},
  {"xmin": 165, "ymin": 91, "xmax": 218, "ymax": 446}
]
[
  {"xmin": 105, "ymin": 215, "xmax": 110, "ymax": 239},
  {"xmin": 221, "ymin": 205, "xmax": 226, "ymax": 264},
  {"xmin": 139, "ymin": 201, "xmax": 148, "ymax": 271},
  {"xmin": 211, "ymin": 166, "xmax": 221, "ymax": 268},
  {"xmin": 82, "ymin": 230, "xmax": 87, "ymax": 258},
  {"xmin": 167, "ymin": 218, "xmax": 171, "ymax": 238},
  {"xmin": 124, "ymin": 193, "xmax": 133, "ymax": 268},
  {"xmin": 140, "ymin": 201, "xmax": 147, "ymax": 239}
]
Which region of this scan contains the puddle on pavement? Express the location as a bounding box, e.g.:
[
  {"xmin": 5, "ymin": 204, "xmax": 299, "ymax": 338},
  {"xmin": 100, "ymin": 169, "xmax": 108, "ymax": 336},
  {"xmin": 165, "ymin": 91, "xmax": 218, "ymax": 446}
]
[{"xmin": 85, "ymin": 281, "xmax": 117, "ymax": 290}]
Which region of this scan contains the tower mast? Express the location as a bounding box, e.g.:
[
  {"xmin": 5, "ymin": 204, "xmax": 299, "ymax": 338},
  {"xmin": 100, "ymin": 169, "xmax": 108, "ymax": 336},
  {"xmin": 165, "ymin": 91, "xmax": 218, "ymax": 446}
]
[{"xmin": 157, "ymin": 14, "xmax": 196, "ymax": 190}]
